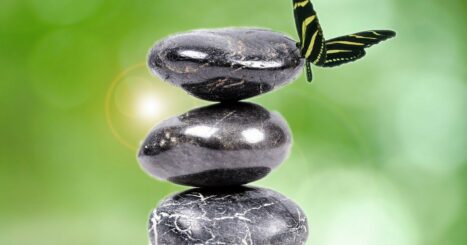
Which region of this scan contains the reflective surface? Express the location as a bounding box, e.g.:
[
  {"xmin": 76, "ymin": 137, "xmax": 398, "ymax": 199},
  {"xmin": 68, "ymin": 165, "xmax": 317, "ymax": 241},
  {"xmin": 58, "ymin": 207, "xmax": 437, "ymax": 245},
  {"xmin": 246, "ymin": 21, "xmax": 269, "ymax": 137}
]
[
  {"xmin": 138, "ymin": 102, "xmax": 292, "ymax": 187},
  {"xmin": 148, "ymin": 28, "xmax": 304, "ymax": 101},
  {"xmin": 149, "ymin": 186, "xmax": 308, "ymax": 245}
]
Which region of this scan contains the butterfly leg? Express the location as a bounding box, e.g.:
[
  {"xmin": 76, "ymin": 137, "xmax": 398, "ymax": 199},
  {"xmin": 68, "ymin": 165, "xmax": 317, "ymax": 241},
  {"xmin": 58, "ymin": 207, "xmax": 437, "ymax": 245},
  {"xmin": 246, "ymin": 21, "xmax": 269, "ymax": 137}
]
[{"xmin": 306, "ymin": 61, "xmax": 313, "ymax": 82}]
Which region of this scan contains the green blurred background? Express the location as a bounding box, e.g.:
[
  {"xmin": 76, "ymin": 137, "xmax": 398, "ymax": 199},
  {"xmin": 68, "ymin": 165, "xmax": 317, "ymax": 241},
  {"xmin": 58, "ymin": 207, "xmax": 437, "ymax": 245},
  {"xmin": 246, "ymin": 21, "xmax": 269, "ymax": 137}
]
[{"xmin": 1, "ymin": 0, "xmax": 466, "ymax": 244}]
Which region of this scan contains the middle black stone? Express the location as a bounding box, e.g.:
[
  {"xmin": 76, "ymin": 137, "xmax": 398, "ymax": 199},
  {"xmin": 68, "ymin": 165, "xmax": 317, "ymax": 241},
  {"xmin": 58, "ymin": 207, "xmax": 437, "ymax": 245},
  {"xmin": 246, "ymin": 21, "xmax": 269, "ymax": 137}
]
[{"xmin": 138, "ymin": 102, "xmax": 292, "ymax": 187}]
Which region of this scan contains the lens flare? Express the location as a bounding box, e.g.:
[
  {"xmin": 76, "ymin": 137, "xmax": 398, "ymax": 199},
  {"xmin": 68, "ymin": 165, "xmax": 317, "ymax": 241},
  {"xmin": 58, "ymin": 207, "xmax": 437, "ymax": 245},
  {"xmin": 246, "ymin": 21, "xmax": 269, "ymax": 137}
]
[
  {"xmin": 105, "ymin": 63, "xmax": 200, "ymax": 151},
  {"xmin": 136, "ymin": 93, "xmax": 164, "ymax": 120}
]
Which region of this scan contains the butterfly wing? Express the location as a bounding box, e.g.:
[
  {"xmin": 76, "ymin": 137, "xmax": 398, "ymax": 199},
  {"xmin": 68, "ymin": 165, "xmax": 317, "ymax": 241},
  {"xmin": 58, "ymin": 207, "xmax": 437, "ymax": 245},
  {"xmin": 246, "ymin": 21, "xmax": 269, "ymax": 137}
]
[
  {"xmin": 321, "ymin": 30, "xmax": 396, "ymax": 67},
  {"xmin": 293, "ymin": 0, "xmax": 327, "ymax": 66}
]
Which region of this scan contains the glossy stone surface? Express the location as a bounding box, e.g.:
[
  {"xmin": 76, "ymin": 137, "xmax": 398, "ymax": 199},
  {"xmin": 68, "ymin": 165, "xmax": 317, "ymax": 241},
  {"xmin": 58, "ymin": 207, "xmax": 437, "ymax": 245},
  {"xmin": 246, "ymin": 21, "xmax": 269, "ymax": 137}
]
[
  {"xmin": 149, "ymin": 187, "xmax": 308, "ymax": 245},
  {"xmin": 138, "ymin": 102, "xmax": 292, "ymax": 187},
  {"xmin": 148, "ymin": 28, "xmax": 304, "ymax": 101}
]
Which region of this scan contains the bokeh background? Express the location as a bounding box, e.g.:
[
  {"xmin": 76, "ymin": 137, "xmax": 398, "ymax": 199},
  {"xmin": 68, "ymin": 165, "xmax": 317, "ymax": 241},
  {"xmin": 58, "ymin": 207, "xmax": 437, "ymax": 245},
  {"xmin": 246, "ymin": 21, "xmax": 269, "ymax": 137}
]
[{"xmin": 1, "ymin": 0, "xmax": 466, "ymax": 244}]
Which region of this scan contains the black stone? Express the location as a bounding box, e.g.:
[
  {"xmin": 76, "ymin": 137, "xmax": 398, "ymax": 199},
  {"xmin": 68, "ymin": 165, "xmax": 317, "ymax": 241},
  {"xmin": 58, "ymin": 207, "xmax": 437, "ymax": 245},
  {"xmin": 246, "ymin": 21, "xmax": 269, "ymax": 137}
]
[
  {"xmin": 138, "ymin": 102, "xmax": 292, "ymax": 187},
  {"xmin": 149, "ymin": 187, "xmax": 309, "ymax": 245},
  {"xmin": 148, "ymin": 28, "xmax": 304, "ymax": 101}
]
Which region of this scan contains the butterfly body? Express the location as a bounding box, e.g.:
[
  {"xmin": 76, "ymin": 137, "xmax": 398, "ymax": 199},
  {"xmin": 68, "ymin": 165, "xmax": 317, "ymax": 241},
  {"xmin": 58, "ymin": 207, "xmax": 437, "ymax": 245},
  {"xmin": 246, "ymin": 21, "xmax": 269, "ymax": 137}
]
[{"xmin": 292, "ymin": 0, "xmax": 396, "ymax": 82}]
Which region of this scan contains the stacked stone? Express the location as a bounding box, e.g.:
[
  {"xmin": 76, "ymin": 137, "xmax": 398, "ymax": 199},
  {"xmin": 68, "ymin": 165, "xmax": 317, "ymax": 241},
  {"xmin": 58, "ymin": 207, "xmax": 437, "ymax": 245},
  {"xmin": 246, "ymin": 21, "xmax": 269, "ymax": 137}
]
[{"xmin": 138, "ymin": 28, "xmax": 308, "ymax": 245}]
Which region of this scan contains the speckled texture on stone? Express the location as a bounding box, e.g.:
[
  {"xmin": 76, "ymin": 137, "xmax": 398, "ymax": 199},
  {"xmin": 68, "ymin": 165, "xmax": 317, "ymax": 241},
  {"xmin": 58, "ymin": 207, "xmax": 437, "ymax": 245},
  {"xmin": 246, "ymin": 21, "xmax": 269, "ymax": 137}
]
[
  {"xmin": 149, "ymin": 187, "xmax": 308, "ymax": 245},
  {"xmin": 148, "ymin": 28, "xmax": 304, "ymax": 101},
  {"xmin": 138, "ymin": 102, "xmax": 292, "ymax": 187}
]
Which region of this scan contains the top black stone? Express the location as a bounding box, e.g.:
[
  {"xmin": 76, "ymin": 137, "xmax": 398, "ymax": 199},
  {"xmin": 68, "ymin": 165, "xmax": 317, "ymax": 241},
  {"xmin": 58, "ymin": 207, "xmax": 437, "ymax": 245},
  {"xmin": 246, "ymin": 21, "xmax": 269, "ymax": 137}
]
[{"xmin": 148, "ymin": 28, "xmax": 304, "ymax": 101}]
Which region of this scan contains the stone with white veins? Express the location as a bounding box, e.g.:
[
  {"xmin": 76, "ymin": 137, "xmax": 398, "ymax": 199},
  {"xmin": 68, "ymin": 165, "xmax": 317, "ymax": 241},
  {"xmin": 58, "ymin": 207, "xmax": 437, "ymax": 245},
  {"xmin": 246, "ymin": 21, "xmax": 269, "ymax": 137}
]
[
  {"xmin": 148, "ymin": 28, "xmax": 304, "ymax": 101},
  {"xmin": 149, "ymin": 186, "xmax": 308, "ymax": 245},
  {"xmin": 138, "ymin": 102, "xmax": 292, "ymax": 187}
]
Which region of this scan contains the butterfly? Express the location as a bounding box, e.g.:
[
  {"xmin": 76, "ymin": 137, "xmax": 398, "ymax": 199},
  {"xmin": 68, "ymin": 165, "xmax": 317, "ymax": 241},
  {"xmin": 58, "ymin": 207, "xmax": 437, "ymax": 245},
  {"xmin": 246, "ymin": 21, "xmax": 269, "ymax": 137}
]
[{"xmin": 292, "ymin": 0, "xmax": 396, "ymax": 82}]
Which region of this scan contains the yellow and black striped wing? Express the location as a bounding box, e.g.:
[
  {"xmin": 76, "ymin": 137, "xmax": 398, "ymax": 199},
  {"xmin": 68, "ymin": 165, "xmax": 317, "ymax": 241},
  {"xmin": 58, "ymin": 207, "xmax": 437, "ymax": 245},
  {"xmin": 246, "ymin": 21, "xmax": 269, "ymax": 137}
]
[
  {"xmin": 293, "ymin": 0, "xmax": 327, "ymax": 66},
  {"xmin": 321, "ymin": 30, "xmax": 396, "ymax": 68}
]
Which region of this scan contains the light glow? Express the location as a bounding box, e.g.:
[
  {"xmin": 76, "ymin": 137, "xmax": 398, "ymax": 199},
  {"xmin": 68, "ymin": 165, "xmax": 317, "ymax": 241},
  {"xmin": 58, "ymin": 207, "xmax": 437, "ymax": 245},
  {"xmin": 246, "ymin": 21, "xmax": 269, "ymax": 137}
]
[
  {"xmin": 321, "ymin": 200, "xmax": 414, "ymax": 245},
  {"xmin": 136, "ymin": 94, "xmax": 163, "ymax": 120}
]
